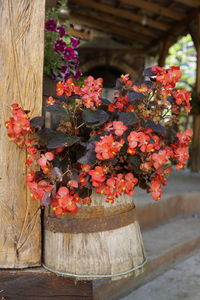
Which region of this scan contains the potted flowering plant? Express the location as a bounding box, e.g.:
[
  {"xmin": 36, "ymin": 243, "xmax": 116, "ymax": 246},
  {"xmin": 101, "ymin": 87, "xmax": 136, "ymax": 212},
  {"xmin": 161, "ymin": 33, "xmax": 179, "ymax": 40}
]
[
  {"xmin": 5, "ymin": 21, "xmax": 193, "ymax": 279},
  {"xmin": 5, "ymin": 66, "xmax": 192, "ymax": 213}
]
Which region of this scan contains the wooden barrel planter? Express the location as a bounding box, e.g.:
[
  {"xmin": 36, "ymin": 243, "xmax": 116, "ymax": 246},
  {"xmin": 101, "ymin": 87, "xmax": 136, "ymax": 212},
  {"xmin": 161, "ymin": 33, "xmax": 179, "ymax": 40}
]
[{"xmin": 43, "ymin": 194, "xmax": 146, "ymax": 280}]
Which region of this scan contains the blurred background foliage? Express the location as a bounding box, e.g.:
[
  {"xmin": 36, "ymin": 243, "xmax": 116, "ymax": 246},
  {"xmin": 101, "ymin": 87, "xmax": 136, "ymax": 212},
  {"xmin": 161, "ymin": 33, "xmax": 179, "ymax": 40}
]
[
  {"xmin": 165, "ymin": 34, "xmax": 196, "ymax": 91},
  {"xmin": 165, "ymin": 34, "xmax": 200, "ymax": 115}
]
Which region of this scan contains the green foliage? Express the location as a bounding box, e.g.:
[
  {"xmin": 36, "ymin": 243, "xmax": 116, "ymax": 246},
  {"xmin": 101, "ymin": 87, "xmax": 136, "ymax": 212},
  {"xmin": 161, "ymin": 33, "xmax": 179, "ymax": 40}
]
[
  {"xmin": 165, "ymin": 34, "xmax": 196, "ymax": 91},
  {"xmin": 44, "ymin": 31, "xmax": 61, "ymax": 76},
  {"xmin": 165, "ymin": 34, "xmax": 200, "ymax": 115}
]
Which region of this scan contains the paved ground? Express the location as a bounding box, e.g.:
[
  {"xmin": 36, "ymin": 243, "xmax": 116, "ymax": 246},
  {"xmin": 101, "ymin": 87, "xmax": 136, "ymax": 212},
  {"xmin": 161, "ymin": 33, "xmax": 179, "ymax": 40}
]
[
  {"xmin": 120, "ymin": 170, "xmax": 200, "ymax": 300},
  {"xmin": 121, "ymin": 251, "xmax": 200, "ymax": 300},
  {"xmin": 143, "ymin": 216, "xmax": 200, "ymax": 259}
]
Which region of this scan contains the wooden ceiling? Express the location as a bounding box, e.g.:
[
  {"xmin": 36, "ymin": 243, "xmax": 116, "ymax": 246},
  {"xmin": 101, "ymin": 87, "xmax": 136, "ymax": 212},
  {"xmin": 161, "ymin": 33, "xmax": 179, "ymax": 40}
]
[{"xmin": 47, "ymin": 0, "xmax": 200, "ymax": 54}]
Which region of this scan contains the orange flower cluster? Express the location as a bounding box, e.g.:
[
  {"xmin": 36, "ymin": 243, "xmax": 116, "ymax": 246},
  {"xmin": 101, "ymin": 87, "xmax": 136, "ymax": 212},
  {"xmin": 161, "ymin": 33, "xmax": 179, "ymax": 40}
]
[
  {"xmin": 5, "ymin": 64, "xmax": 193, "ymax": 215},
  {"xmin": 81, "ymin": 76, "xmax": 103, "ymax": 108},
  {"xmin": 80, "ymin": 165, "xmax": 138, "ymax": 203},
  {"xmin": 95, "ymin": 134, "xmax": 124, "ymax": 160},
  {"xmin": 5, "ymin": 104, "xmax": 31, "ymax": 146},
  {"xmin": 56, "ymin": 78, "xmax": 81, "ymax": 97},
  {"xmin": 52, "ymin": 187, "xmax": 80, "ymax": 215}
]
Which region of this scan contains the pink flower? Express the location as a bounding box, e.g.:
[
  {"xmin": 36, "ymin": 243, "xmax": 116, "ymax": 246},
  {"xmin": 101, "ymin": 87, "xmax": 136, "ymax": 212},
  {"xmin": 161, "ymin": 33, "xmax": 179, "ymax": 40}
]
[
  {"xmin": 95, "ymin": 134, "xmax": 123, "ymax": 160},
  {"xmin": 81, "ymin": 76, "xmax": 103, "ymax": 108},
  {"xmin": 137, "ymin": 132, "xmax": 150, "ymax": 152},
  {"xmin": 150, "ymin": 180, "xmax": 162, "ymax": 200},
  {"xmin": 127, "ymin": 131, "xmax": 139, "ymax": 149},
  {"xmin": 174, "ymin": 147, "xmax": 189, "ymax": 169},
  {"xmin": 38, "ymin": 152, "xmax": 54, "ymax": 167},
  {"xmin": 177, "ymin": 129, "xmax": 193, "ymax": 146},
  {"xmin": 46, "ymin": 96, "xmax": 56, "ymax": 106},
  {"xmin": 112, "ymin": 121, "xmax": 128, "ymax": 136},
  {"xmin": 151, "ymin": 150, "xmax": 169, "ymax": 169},
  {"xmin": 68, "ymin": 180, "xmax": 78, "ymax": 188}
]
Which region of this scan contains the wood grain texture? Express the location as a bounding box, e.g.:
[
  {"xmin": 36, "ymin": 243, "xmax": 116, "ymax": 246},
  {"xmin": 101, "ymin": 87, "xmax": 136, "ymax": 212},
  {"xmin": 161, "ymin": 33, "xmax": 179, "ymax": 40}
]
[
  {"xmin": 0, "ymin": 269, "xmax": 92, "ymax": 300},
  {"xmin": 192, "ymin": 13, "xmax": 200, "ymax": 171},
  {"xmin": 0, "ymin": 0, "xmax": 45, "ymax": 267},
  {"xmin": 44, "ymin": 194, "xmax": 146, "ymax": 280}
]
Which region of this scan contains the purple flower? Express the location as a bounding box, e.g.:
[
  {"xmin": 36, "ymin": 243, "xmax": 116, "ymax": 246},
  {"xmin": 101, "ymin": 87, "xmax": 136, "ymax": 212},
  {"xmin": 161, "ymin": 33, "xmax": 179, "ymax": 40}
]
[
  {"xmin": 63, "ymin": 72, "xmax": 71, "ymax": 80},
  {"xmin": 74, "ymin": 70, "xmax": 82, "ymax": 80},
  {"xmin": 45, "ymin": 19, "xmax": 57, "ymax": 32},
  {"xmin": 63, "ymin": 47, "xmax": 76, "ymax": 61},
  {"xmin": 57, "ymin": 26, "xmax": 66, "ymax": 38},
  {"xmin": 75, "ymin": 58, "xmax": 80, "ymax": 67},
  {"xmin": 54, "ymin": 40, "xmax": 67, "ymax": 53},
  {"xmin": 60, "ymin": 65, "xmax": 71, "ymax": 79},
  {"xmin": 61, "ymin": 65, "xmax": 68, "ymax": 73},
  {"xmin": 70, "ymin": 37, "xmax": 80, "ymax": 48}
]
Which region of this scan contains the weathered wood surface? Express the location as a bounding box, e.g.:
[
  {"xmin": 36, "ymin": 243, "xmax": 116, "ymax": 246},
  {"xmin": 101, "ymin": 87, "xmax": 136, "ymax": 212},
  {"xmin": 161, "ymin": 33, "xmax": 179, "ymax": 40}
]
[
  {"xmin": 0, "ymin": 0, "xmax": 45, "ymax": 267},
  {"xmin": 0, "ymin": 269, "xmax": 93, "ymax": 300},
  {"xmin": 191, "ymin": 13, "xmax": 200, "ymax": 171},
  {"xmin": 44, "ymin": 194, "xmax": 146, "ymax": 280}
]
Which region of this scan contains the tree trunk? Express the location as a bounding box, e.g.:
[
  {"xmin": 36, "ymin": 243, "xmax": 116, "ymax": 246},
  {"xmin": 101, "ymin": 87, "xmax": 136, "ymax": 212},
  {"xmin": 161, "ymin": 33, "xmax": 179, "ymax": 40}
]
[{"xmin": 0, "ymin": 0, "xmax": 45, "ymax": 267}]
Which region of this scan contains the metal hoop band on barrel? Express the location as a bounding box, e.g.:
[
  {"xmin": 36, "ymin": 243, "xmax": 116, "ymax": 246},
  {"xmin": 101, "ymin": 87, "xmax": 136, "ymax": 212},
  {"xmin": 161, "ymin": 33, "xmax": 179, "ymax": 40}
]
[{"xmin": 44, "ymin": 205, "xmax": 136, "ymax": 233}]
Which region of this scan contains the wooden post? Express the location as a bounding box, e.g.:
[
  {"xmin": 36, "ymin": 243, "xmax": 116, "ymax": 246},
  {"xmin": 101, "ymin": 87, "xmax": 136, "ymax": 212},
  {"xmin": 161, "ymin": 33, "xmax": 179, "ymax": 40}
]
[
  {"xmin": 191, "ymin": 12, "xmax": 200, "ymax": 171},
  {"xmin": 0, "ymin": 0, "xmax": 45, "ymax": 267},
  {"xmin": 158, "ymin": 39, "xmax": 171, "ymax": 67}
]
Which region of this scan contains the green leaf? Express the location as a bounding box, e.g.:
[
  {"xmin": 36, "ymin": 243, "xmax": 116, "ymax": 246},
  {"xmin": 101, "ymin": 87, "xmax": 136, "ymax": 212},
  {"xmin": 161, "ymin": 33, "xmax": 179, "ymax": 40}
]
[
  {"xmin": 145, "ymin": 120, "xmax": 166, "ymax": 135},
  {"xmin": 127, "ymin": 91, "xmax": 145, "ymax": 100},
  {"xmin": 143, "ymin": 68, "xmax": 155, "ymax": 77},
  {"xmin": 82, "ymin": 109, "xmax": 109, "ymax": 125},
  {"xmin": 30, "ymin": 116, "xmax": 44, "ymax": 128},
  {"xmin": 78, "ymin": 150, "xmax": 96, "ymax": 165},
  {"xmin": 47, "ymin": 131, "xmax": 80, "ymax": 149},
  {"xmin": 88, "ymin": 134, "xmax": 101, "ymax": 143},
  {"xmin": 118, "ymin": 112, "xmax": 138, "ymax": 126},
  {"xmin": 46, "ymin": 104, "xmax": 69, "ymax": 117},
  {"xmin": 128, "ymin": 155, "xmax": 141, "ymax": 174},
  {"xmin": 100, "ymin": 97, "xmax": 111, "ymax": 105}
]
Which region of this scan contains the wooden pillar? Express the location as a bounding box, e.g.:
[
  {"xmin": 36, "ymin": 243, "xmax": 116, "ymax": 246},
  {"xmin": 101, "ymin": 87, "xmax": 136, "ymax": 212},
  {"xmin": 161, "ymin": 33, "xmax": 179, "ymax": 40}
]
[
  {"xmin": 158, "ymin": 39, "xmax": 170, "ymax": 67},
  {"xmin": 0, "ymin": 0, "xmax": 45, "ymax": 267},
  {"xmin": 191, "ymin": 12, "xmax": 200, "ymax": 172}
]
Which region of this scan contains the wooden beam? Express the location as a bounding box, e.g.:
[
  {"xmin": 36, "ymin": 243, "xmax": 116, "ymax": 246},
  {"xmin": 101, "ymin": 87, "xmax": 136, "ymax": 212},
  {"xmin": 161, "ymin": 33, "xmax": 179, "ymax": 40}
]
[
  {"xmin": 79, "ymin": 47, "xmax": 145, "ymax": 55},
  {"xmin": 0, "ymin": 0, "xmax": 45, "ymax": 267},
  {"xmin": 192, "ymin": 12, "xmax": 200, "ymax": 171},
  {"xmin": 45, "ymin": 0, "xmax": 57, "ymax": 9},
  {"xmin": 120, "ymin": 0, "xmax": 185, "ymax": 21},
  {"xmin": 175, "ymin": 0, "xmax": 200, "ymax": 8},
  {"xmin": 148, "ymin": 8, "xmax": 199, "ymax": 54},
  {"xmin": 0, "ymin": 269, "xmax": 93, "ymax": 299},
  {"xmin": 70, "ymin": 0, "xmax": 170, "ymax": 31},
  {"xmin": 67, "ymin": 28, "xmax": 90, "ymax": 40},
  {"xmin": 84, "ymin": 10, "xmax": 158, "ymax": 38},
  {"xmin": 71, "ymin": 13, "xmax": 152, "ymax": 44}
]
